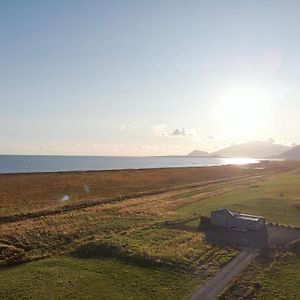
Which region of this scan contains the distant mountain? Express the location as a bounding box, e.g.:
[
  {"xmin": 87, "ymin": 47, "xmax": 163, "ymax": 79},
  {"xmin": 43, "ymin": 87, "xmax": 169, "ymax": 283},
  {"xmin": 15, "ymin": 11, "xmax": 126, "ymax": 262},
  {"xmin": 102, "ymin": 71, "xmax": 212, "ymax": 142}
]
[
  {"xmin": 280, "ymin": 145, "xmax": 300, "ymax": 160},
  {"xmin": 211, "ymin": 141, "xmax": 291, "ymax": 158},
  {"xmin": 188, "ymin": 150, "xmax": 209, "ymax": 157}
]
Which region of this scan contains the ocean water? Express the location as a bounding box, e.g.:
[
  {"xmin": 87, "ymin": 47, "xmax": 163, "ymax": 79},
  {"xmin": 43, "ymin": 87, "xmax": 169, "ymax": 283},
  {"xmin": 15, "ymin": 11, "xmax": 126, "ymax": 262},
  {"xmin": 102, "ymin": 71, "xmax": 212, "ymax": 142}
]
[{"xmin": 0, "ymin": 155, "xmax": 260, "ymax": 174}]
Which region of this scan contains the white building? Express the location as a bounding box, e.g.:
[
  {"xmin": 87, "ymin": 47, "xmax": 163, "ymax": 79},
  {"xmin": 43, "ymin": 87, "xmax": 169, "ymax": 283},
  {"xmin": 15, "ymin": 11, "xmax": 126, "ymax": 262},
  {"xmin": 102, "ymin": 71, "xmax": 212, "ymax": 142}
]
[{"xmin": 211, "ymin": 208, "xmax": 265, "ymax": 231}]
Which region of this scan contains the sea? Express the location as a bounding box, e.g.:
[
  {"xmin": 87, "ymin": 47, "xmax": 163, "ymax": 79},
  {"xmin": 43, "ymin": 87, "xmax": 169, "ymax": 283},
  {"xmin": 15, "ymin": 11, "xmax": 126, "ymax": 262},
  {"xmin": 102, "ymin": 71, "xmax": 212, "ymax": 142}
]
[{"xmin": 0, "ymin": 155, "xmax": 261, "ymax": 174}]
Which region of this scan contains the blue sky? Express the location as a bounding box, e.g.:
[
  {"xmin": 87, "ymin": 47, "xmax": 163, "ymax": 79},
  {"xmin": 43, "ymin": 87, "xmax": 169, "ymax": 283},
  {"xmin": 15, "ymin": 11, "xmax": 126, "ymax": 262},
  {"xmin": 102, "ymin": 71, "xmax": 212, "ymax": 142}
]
[{"xmin": 1, "ymin": 1, "xmax": 300, "ymax": 155}]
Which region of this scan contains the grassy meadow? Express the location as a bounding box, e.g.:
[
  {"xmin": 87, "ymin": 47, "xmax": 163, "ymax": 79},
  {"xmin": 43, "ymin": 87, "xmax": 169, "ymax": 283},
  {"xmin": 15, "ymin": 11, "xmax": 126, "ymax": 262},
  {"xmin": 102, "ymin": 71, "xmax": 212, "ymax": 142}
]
[
  {"xmin": 0, "ymin": 257, "xmax": 201, "ymax": 300},
  {"xmin": 178, "ymin": 169, "xmax": 300, "ymax": 227},
  {"xmin": 220, "ymin": 252, "xmax": 300, "ymax": 299},
  {"xmin": 0, "ymin": 165, "xmax": 262, "ymax": 217},
  {"xmin": 1, "ymin": 161, "xmax": 300, "ymax": 299}
]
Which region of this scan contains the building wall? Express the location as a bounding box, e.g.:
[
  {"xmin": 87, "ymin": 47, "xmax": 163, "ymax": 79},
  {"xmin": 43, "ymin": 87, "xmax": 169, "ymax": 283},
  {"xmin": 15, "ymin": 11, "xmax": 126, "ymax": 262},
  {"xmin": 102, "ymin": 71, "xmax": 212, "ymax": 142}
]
[
  {"xmin": 211, "ymin": 210, "xmax": 233, "ymax": 227},
  {"xmin": 241, "ymin": 218, "xmax": 265, "ymax": 230},
  {"xmin": 211, "ymin": 210, "xmax": 265, "ymax": 230}
]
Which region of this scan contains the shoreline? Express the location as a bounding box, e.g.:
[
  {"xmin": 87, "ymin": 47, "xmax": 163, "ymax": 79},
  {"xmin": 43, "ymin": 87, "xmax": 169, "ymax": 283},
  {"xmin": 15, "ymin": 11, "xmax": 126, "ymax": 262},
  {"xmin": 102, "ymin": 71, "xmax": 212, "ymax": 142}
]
[
  {"xmin": 1, "ymin": 160, "xmax": 297, "ymax": 220},
  {"xmin": 0, "ymin": 163, "xmax": 256, "ymax": 176},
  {"xmin": 0, "ymin": 157, "xmax": 268, "ymax": 175},
  {"xmin": 0, "ymin": 162, "xmax": 277, "ymax": 218}
]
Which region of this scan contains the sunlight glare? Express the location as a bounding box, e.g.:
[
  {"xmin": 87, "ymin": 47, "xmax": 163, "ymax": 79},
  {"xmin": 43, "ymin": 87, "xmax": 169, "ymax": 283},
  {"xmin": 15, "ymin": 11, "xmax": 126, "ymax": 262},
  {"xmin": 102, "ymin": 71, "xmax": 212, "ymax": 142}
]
[{"xmin": 216, "ymin": 85, "xmax": 270, "ymax": 139}]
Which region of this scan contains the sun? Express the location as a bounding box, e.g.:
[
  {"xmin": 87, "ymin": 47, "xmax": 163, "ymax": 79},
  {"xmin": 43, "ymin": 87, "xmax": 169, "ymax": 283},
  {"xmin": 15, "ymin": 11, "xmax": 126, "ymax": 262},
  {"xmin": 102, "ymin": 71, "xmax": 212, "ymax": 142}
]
[{"xmin": 215, "ymin": 85, "xmax": 270, "ymax": 139}]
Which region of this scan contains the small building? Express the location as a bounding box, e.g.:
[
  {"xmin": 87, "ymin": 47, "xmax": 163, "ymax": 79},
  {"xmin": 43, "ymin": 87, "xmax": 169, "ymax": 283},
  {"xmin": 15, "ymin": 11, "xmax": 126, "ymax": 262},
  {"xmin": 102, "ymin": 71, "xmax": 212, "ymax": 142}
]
[{"xmin": 211, "ymin": 208, "xmax": 265, "ymax": 231}]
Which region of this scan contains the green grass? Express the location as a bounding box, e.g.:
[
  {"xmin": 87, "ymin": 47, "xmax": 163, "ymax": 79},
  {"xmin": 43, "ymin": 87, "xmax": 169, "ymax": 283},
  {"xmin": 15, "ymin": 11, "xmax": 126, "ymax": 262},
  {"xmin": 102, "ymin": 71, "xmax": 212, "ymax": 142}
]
[
  {"xmin": 184, "ymin": 219, "xmax": 200, "ymax": 227},
  {"xmin": 169, "ymin": 182, "xmax": 228, "ymax": 201},
  {"xmin": 2, "ymin": 166, "xmax": 300, "ymax": 299},
  {"xmin": 178, "ymin": 170, "xmax": 300, "ymax": 227},
  {"xmin": 0, "ymin": 257, "xmax": 200, "ymax": 300},
  {"xmin": 220, "ymin": 254, "xmax": 300, "ymax": 300},
  {"xmin": 72, "ymin": 226, "xmax": 237, "ymax": 271},
  {"xmin": 257, "ymin": 255, "xmax": 300, "ymax": 299}
]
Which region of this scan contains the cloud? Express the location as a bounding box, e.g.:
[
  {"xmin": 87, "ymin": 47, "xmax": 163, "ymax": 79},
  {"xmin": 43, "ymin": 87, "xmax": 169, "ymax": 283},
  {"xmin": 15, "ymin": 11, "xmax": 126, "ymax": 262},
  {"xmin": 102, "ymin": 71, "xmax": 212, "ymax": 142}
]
[
  {"xmin": 152, "ymin": 124, "xmax": 169, "ymax": 136},
  {"xmin": 120, "ymin": 124, "xmax": 126, "ymax": 130},
  {"xmin": 170, "ymin": 128, "xmax": 197, "ymax": 136},
  {"xmin": 152, "ymin": 125, "xmax": 198, "ymax": 137},
  {"xmin": 152, "ymin": 126, "xmax": 224, "ymax": 148}
]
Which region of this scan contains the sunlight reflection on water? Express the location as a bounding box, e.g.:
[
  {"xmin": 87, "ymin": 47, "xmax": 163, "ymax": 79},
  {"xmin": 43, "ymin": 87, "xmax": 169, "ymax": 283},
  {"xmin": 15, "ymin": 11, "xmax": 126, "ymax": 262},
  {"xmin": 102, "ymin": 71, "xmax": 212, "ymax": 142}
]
[
  {"xmin": 0, "ymin": 155, "xmax": 271, "ymax": 173},
  {"xmin": 221, "ymin": 157, "xmax": 261, "ymax": 165}
]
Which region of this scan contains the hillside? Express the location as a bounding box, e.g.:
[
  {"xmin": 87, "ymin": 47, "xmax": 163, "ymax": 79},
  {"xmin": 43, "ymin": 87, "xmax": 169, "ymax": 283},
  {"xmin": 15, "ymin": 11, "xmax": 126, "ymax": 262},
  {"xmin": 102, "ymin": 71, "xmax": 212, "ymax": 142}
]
[
  {"xmin": 187, "ymin": 150, "xmax": 209, "ymax": 157},
  {"xmin": 211, "ymin": 141, "xmax": 291, "ymax": 158},
  {"xmin": 280, "ymin": 145, "xmax": 300, "ymax": 160}
]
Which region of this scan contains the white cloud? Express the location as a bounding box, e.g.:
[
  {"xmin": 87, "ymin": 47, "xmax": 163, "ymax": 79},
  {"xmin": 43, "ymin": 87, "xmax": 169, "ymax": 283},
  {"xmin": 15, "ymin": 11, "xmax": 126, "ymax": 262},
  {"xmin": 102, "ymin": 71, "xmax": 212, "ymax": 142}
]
[
  {"xmin": 152, "ymin": 125, "xmax": 198, "ymax": 137},
  {"xmin": 170, "ymin": 128, "xmax": 197, "ymax": 136},
  {"xmin": 152, "ymin": 124, "xmax": 169, "ymax": 136}
]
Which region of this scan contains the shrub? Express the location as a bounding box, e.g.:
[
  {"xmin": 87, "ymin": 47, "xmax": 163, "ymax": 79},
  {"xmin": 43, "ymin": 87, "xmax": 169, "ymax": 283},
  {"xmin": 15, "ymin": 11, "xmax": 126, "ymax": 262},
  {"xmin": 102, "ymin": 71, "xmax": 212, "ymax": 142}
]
[
  {"xmin": 71, "ymin": 239, "xmax": 190, "ymax": 270},
  {"xmin": 0, "ymin": 243, "xmax": 25, "ymax": 267}
]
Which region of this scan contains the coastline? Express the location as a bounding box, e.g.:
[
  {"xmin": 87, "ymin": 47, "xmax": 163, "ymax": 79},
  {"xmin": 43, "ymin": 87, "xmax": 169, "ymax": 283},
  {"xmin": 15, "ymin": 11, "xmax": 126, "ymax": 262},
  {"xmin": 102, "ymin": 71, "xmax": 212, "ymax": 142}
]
[
  {"xmin": 0, "ymin": 163, "xmax": 263, "ymax": 217},
  {"xmin": 0, "ymin": 160, "xmax": 292, "ymax": 219},
  {"xmin": 0, "ymin": 155, "xmax": 262, "ymax": 174}
]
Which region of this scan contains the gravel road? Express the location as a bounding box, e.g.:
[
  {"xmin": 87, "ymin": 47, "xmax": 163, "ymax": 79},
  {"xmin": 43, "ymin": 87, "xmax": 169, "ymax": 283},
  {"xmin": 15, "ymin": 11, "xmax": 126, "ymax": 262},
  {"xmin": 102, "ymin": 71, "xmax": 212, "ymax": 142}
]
[{"xmin": 189, "ymin": 248, "xmax": 258, "ymax": 300}]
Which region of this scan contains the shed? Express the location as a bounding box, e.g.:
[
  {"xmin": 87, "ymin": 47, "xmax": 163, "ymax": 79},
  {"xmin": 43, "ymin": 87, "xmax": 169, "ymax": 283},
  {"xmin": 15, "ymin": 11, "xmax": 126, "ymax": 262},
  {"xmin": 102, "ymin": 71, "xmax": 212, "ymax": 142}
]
[{"xmin": 211, "ymin": 208, "xmax": 265, "ymax": 231}]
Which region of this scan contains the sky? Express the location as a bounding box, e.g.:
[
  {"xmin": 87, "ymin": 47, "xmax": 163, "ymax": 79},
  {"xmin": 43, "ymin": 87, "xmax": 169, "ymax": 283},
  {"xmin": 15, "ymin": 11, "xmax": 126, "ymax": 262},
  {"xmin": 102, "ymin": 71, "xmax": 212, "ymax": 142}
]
[{"xmin": 1, "ymin": 0, "xmax": 300, "ymax": 156}]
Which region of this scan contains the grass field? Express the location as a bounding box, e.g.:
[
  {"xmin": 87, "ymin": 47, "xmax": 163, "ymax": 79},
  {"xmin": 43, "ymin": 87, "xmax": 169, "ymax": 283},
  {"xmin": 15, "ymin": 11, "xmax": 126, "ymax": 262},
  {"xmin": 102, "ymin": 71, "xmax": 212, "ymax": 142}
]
[
  {"xmin": 0, "ymin": 257, "xmax": 200, "ymax": 300},
  {"xmin": 220, "ymin": 253, "xmax": 300, "ymax": 299},
  {"xmin": 258, "ymin": 255, "xmax": 300, "ymax": 300},
  {"xmin": 178, "ymin": 169, "xmax": 300, "ymax": 227},
  {"xmin": 1, "ymin": 161, "xmax": 300, "ymax": 299},
  {"xmin": 0, "ymin": 164, "xmax": 265, "ymax": 217}
]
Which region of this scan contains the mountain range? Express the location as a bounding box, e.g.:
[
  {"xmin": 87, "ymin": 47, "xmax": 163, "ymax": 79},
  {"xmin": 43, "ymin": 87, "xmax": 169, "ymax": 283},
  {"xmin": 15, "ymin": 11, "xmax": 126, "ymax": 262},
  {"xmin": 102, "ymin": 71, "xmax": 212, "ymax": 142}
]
[
  {"xmin": 279, "ymin": 145, "xmax": 300, "ymax": 160},
  {"xmin": 188, "ymin": 141, "xmax": 299, "ymax": 159}
]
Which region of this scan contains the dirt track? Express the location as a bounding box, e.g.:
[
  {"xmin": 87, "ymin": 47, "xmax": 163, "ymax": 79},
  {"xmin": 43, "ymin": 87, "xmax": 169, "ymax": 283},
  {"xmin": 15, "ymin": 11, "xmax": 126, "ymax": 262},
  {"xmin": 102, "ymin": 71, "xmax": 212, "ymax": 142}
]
[{"xmin": 189, "ymin": 248, "xmax": 258, "ymax": 300}]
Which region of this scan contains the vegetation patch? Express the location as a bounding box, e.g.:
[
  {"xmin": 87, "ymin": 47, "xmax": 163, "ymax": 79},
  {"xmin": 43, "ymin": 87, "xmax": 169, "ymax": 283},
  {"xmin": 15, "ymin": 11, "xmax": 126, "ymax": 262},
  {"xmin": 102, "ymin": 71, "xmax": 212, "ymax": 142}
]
[
  {"xmin": 1, "ymin": 162, "xmax": 300, "ymax": 298},
  {"xmin": 0, "ymin": 257, "xmax": 200, "ymax": 300},
  {"xmin": 71, "ymin": 239, "xmax": 190, "ymax": 270},
  {"xmin": 0, "ymin": 242, "xmax": 25, "ymax": 267},
  {"xmin": 220, "ymin": 250, "xmax": 300, "ymax": 300},
  {"xmin": 287, "ymin": 239, "xmax": 300, "ymax": 257},
  {"xmin": 178, "ymin": 170, "xmax": 300, "ymax": 227},
  {"xmin": 0, "ymin": 165, "xmax": 264, "ymax": 217}
]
